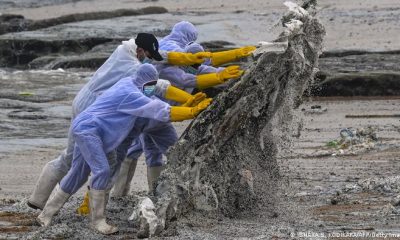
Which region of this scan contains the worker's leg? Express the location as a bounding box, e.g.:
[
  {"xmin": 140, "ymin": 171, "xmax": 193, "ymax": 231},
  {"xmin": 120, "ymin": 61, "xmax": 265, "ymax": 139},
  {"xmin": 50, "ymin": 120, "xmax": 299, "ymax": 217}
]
[
  {"xmin": 37, "ymin": 144, "xmax": 90, "ymax": 227},
  {"xmin": 143, "ymin": 123, "xmax": 178, "ymax": 193},
  {"xmin": 73, "ymin": 134, "xmax": 118, "ymax": 234},
  {"xmin": 111, "ymin": 137, "xmax": 143, "ymax": 197},
  {"xmin": 28, "ymin": 125, "xmax": 75, "ymax": 210},
  {"xmin": 108, "ymin": 126, "xmax": 142, "ymax": 196},
  {"xmin": 77, "ymin": 150, "xmax": 116, "ymax": 215}
]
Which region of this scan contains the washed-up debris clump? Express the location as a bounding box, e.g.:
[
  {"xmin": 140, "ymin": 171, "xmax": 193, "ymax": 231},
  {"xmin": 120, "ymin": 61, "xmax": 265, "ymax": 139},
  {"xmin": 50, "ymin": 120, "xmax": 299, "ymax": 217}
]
[
  {"xmin": 345, "ymin": 176, "xmax": 400, "ymax": 194},
  {"xmin": 131, "ymin": 1, "xmax": 326, "ymax": 237},
  {"xmin": 326, "ymin": 127, "xmax": 378, "ymax": 153}
]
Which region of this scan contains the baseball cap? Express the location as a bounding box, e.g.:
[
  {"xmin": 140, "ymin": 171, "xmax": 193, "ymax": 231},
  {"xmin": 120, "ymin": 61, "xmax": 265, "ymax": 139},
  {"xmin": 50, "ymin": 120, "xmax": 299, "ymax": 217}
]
[{"xmin": 135, "ymin": 33, "xmax": 163, "ymax": 61}]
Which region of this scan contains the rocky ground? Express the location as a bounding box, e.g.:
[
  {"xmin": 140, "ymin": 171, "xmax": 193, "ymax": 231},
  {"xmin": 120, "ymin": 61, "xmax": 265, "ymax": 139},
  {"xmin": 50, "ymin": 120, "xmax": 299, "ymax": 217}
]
[{"xmin": 0, "ymin": 0, "xmax": 400, "ymax": 239}]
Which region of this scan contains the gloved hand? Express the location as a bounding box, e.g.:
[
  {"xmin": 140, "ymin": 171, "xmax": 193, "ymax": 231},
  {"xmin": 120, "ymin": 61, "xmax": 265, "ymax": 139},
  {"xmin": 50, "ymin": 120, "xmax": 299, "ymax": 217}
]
[
  {"xmin": 217, "ymin": 65, "xmax": 244, "ymax": 81},
  {"xmin": 170, "ymin": 98, "xmax": 212, "ymax": 121},
  {"xmin": 196, "ymin": 65, "xmax": 244, "ymax": 89},
  {"xmin": 181, "ymin": 92, "xmax": 207, "ymax": 107},
  {"xmin": 210, "ymin": 46, "xmax": 256, "ymax": 66},
  {"xmin": 192, "ymin": 98, "xmax": 212, "ymax": 116},
  {"xmin": 236, "ymin": 46, "xmax": 257, "ymax": 58},
  {"xmin": 167, "ymin": 51, "xmax": 212, "ymax": 66},
  {"xmin": 76, "ymin": 191, "xmax": 90, "ymax": 215}
]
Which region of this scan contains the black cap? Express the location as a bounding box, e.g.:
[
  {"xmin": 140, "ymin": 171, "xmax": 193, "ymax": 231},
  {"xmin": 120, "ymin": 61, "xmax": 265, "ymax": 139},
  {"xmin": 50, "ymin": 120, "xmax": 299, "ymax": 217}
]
[{"xmin": 135, "ymin": 33, "xmax": 163, "ymax": 61}]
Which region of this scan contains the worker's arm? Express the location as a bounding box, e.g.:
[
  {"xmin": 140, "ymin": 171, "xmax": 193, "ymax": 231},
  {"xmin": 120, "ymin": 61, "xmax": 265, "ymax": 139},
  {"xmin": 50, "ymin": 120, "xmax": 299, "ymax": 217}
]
[
  {"xmin": 210, "ymin": 46, "xmax": 256, "ymax": 66},
  {"xmin": 160, "ymin": 51, "xmax": 212, "ymax": 66},
  {"xmin": 159, "ymin": 66, "xmax": 198, "ymax": 88},
  {"xmin": 196, "ymin": 65, "xmax": 244, "ymax": 89},
  {"xmin": 164, "ymin": 85, "xmax": 206, "ymax": 107}
]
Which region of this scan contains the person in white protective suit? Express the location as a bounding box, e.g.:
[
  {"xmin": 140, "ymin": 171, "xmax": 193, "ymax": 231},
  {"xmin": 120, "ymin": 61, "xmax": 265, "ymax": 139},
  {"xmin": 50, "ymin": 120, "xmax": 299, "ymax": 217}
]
[
  {"xmin": 110, "ymin": 40, "xmax": 256, "ymax": 197},
  {"xmin": 28, "ymin": 32, "xmax": 212, "ymax": 210},
  {"xmin": 36, "ymin": 63, "xmax": 212, "ymax": 235}
]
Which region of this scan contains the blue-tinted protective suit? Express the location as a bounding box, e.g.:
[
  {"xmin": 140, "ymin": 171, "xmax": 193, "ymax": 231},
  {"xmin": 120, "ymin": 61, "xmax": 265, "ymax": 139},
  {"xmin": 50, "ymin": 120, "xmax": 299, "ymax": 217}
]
[
  {"xmin": 59, "ymin": 64, "xmax": 170, "ymax": 193},
  {"xmin": 126, "ymin": 43, "xmax": 223, "ymax": 166},
  {"xmin": 115, "ymin": 22, "xmax": 200, "ymax": 170}
]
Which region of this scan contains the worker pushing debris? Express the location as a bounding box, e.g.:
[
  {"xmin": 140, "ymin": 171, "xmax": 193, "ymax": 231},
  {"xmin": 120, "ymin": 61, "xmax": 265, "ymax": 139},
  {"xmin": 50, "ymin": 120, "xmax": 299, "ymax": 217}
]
[
  {"xmin": 30, "ymin": 21, "xmax": 253, "ymax": 234},
  {"xmin": 26, "ymin": 0, "xmax": 326, "ymax": 237}
]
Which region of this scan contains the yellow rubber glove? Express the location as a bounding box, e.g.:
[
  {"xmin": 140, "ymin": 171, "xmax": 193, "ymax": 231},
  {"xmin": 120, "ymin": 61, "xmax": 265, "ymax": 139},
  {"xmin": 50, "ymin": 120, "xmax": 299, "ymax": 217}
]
[
  {"xmin": 167, "ymin": 52, "xmax": 212, "ymax": 66},
  {"xmin": 170, "ymin": 98, "xmax": 212, "ymax": 121},
  {"xmin": 210, "ymin": 46, "xmax": 256, "ymax": 66},
  {"xmin": 76, "ymin": 191, "xmax": 90, "ymax": 215},
  {"xmin": 181, "ymin": 92, "xmax": 206, "ymax": 107},
  {"xmin": 219, "ymin": 65, "xmax": 244, "ymax": 80},
  {"xmin": 196, "ymin": 65, "xmax": 244, "ymax": 89},
  {"xmin": 164, "ymin": 86, "xmax": 194, "ymax": 104},
  {"xmin": 236, "ymin": 46, "xmax": 257, "ymax": 58}
]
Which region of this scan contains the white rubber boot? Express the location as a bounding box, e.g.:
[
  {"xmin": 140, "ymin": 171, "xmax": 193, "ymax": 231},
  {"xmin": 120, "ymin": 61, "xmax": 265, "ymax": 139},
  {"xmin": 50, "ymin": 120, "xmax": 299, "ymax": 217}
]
[
  {"xmin": 111, "ymin": 158, "xmax": 137, "ymax": 197},
  {"xmin": 89, "ymin": 189, "xmax": 119, "ymax": 235},
  {"xmin": 28, "ymin": 162, "xmax": 65, "ymax": 210},
  {"xmin": 147, "ymin": 166, "xmax": 165, "ymax": 193},
  {"xmin": 37, "ymin": 185, "xmax": 70, "ymax": 227}
]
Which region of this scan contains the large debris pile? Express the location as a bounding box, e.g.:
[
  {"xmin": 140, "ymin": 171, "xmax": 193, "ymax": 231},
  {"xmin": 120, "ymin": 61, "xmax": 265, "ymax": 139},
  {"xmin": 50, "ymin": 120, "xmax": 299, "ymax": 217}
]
[{"xmin": 133, "ymin": 1, "xmax": 326, "ymax": 237}]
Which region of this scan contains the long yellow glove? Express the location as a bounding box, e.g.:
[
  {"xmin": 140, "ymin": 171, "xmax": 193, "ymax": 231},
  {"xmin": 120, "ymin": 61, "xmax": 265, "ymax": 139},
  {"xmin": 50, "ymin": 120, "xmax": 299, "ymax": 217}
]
[
  {"xmin": 165, "ymin": 86, "xmax": 207, "ymax": 107},
  {"xmin": 164, "ymin": 86, "xmax": 194, "ymax": 104},
  {"xmin": 196, "ymin": 65, "xmax": 244, "ymax": 89},
  {"xmin": 170, "ymin": 98, "xmax": 212, "ymax": 121},
  {"xmin": 167, "ymin": 52, "xmax": 212, "ymax": 66},
  {"xmin": 76, "ymin": 191, "xmax": 90, "ymax": 215},
  {"xmin": 210, "ymin": 46, "xmax": 256, "ymax": 66}
]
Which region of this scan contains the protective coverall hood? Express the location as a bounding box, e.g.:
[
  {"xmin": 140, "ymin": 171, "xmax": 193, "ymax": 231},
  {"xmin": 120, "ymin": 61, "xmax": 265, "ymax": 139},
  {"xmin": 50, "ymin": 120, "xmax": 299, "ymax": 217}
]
[
  {"xmin": 132, "ymin": 63, "xmax": 159, "ymax": 91},
  {"xmin": 159, "ymin": 21, "xmax": 198, "ymax": 51},
  {"xmin": 184, "ymin": 42, "xmax": 204, "ymax": 54}
]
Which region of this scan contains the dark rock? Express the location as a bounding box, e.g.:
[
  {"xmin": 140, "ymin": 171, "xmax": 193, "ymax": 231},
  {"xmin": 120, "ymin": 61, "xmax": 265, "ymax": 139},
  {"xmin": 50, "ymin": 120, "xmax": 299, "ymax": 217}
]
[
  {"xmin": 0, "ymin": 14, "xmax": 25, "ymax": 21},
  {"xmin": 28, "ymin": 41, "xmax": 119, "ymax": 69},
  {"xmin": 0, "ymin": 37, "xmax": 116, "ymax": 68},
  {"xmin": 200, "ymin": 40, "xmax": 235, "ymax": 49},
  {"xmin": 0, "ymin": 8, "xmax": 171, "ymax": 69},
  {"xmin": 320, "ymin": 49, "xmax": 400, "ymax": 58},
  {"xmin": 0, "ymin": 7, "xmax": 168, "ymax": 35},
  {"xmin": 0, "ymin": 14, "xmax": 33, "ymax": 35},
  {"xmin": 311, "ymin": 72, "xmax": 400, "ymax": 96},
  {"xmin": 320, "ymin": 53, "xmax": 400, "ymax": 73},
  {"xmin": 7, "ymin": 109, "xmax": 48, "ymax": 120},
  {"xmin": 28, "ymin": 7, "xmax": 168, "ymax": 31},
  {"xmin": 305, "ymin": 52, "xmax": 400, "ymax": 96}
]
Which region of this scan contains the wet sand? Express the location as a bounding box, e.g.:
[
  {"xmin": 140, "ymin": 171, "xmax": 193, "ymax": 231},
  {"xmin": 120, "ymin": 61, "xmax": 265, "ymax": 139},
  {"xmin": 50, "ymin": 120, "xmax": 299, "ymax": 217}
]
[{"xmin": 1, "ymin": 96, "xmax": 399, "ymax": 239}]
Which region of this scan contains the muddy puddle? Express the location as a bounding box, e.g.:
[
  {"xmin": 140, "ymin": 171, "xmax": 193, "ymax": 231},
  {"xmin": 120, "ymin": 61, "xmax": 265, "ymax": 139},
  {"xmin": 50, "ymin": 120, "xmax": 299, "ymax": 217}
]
[{"xmin": 0, "ymin": 211, "xmax": 38, "ymax": 238}]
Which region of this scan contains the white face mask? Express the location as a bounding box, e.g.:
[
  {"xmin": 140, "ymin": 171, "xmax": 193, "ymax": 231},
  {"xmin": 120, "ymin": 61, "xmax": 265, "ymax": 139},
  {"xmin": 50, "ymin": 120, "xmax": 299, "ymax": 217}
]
[
  {"xmin": 141, "ymin": 57, "xmax": 153, "ymax": 64},
  {"xmin": 143, "ymin": 85, "xmax": 156, "ymax": 97}
]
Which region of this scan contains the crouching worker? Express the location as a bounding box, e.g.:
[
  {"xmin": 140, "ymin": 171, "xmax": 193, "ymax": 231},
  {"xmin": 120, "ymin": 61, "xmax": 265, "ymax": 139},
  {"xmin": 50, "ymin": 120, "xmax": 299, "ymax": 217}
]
[{"xmin": 36, "ymin": 64, "xmax": 211, "ymax": 235}]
